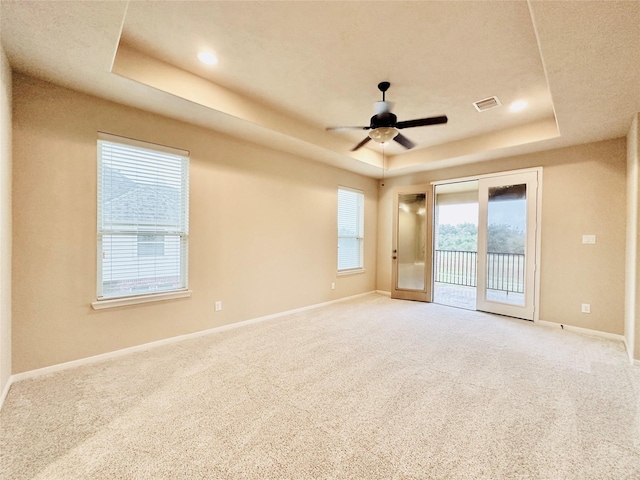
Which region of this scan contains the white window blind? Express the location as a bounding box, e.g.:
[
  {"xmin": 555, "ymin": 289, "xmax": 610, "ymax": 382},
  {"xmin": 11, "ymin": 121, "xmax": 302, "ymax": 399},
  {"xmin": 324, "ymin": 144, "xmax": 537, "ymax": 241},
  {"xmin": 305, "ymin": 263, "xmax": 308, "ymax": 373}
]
[
  {"xmin": 337, "ymin": 187, "xmax": 364, "ymax": 271},
  {"xmin": 97, "ymin": 134, "xmax": 189, "ymax": 300}
]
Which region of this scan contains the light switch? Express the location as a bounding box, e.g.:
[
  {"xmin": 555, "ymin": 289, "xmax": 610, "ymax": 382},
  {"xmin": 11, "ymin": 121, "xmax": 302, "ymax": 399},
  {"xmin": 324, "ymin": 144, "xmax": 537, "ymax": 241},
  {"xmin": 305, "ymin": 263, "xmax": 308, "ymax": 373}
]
[{"xmin": 582, "ymin": 235, "xmax": 596, "ymax": 244}]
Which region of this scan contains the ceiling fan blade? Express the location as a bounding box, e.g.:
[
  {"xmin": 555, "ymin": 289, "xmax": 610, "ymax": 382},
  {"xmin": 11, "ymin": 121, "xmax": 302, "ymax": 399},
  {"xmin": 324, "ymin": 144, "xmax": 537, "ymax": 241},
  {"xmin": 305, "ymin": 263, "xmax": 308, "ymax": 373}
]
[
  {"xmin": 351, "ymin": 137, "xmax": 372, "ymax": 151},
  {"xmin": 396, "ymin": 115, "xmax": 448, "ymax": 129},
  {"xmin": 393, "ymin": 133, "xmax": 415, "ymax": 149},
  {"xmin": 326, "ymin": 126, "xmax": 370, "ymax": 131}
]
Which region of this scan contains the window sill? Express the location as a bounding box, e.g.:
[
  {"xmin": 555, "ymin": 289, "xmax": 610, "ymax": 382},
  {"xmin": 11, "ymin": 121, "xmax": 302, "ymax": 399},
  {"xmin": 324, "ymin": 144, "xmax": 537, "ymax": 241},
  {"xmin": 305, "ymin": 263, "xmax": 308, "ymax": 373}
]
[
  {"xmin": 91, "ymin": 289, "xmax": 192, "ymax": 310},
  {"xmin": 337, "ymin": 268, "xmax": 366, "ymax": 276}
]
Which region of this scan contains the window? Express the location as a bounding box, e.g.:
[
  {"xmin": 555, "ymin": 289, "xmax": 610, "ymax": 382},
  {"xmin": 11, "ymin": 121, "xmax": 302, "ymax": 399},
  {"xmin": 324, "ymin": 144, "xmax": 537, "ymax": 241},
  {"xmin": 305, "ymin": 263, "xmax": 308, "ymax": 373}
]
[
  {"xmin": 97, "ymin": 133, "xmax": 189, "ymax": 300},
  {"xmin": 337, "ymin": 186, "xmax": 364, "ymax": 271}
]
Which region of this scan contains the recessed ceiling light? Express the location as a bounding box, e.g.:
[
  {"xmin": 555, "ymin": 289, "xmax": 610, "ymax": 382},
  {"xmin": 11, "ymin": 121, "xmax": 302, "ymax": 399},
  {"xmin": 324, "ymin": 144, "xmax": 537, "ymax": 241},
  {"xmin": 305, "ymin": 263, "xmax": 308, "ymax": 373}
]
[
  {"xmin": 510, "ymin": 100, "xmax": 528, "ymax": 112},
  {"xmin": 197, "ymin": 52, "xmax": 218, "ymax": 66}
]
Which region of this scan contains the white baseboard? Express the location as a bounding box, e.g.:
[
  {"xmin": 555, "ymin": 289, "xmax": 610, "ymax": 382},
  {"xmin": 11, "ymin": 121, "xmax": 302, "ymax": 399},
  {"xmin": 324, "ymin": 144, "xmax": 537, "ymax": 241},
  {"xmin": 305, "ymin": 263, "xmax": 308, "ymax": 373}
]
[
  {"xmin": 7, "ymin": 291, "xmax": 381, "ymax": 388},
  {"xmin": 536, "ymin": 320, "xmax": 640, "ymax": 367},
  {"xmin": 376, "ymin": 290, "xmax": 391, "ymax": 297},
  {"xmin": 537, "ymin": 319, "xmax": 625, "ymax": 342},
  {"xmin": 0, "ymin": 377, "xmax": 11, "ymax": 411},
  {"xmin": 624, "ymin": 338, "xmax": 633, "ymax": 365},
  {"xmin": 621, "ymin": 338, "xmax": 640, "ymax": 366}
]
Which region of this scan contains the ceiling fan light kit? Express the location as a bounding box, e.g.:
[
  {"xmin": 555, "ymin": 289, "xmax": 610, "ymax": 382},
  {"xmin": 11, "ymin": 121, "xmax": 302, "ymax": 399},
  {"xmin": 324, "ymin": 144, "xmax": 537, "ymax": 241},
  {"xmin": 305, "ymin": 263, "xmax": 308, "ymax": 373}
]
[
  {"xmin": 369, "ymin": 127, "xmax": 398, "ymax": 143},
  {"xmin": 327, "ymin": 81, "xmax": 448, "ymax": 151}
]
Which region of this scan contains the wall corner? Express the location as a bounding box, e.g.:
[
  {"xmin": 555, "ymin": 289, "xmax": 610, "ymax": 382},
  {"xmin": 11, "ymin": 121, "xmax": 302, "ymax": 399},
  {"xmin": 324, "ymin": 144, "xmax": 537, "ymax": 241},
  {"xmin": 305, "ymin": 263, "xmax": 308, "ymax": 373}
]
[
  {"xmin": 626, "ymin": 113, "xmax": 640, "ymax": 362},
  {"xmin": 0, "ymin": 41, "xmax": 13, "ymax": 408}
]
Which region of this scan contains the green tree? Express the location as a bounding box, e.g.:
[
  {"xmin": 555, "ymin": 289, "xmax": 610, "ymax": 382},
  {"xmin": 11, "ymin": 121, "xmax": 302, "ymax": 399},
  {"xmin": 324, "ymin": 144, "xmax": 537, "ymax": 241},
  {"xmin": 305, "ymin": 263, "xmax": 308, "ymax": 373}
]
[
  {"xmin": 487, "ymin": 224, "xmax": 524, "ymax": 254},
  {"xmin": 436, "ymin": 223, "xmax": 477, "ymax": 251},
  {"xmin": 436, "ymin": 222, "xmax": 524, "ymax": 253}
]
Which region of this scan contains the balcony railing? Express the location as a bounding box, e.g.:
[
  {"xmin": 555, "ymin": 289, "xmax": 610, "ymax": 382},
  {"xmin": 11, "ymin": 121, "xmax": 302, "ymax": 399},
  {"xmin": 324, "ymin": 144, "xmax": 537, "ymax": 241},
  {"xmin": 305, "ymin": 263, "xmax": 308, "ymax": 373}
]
[{"xmin": 434, "ymin": 250, "xmax": 525, "ymax": 294}]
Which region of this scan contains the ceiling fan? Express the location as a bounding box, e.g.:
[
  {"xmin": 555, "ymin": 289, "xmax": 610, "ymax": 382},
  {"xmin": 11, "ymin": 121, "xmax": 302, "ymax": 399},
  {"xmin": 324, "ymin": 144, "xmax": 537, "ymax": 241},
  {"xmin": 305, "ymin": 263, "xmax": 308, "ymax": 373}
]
[{"xmin": 326, "ymin": 82, "xmax": 448, "ymax": 151}]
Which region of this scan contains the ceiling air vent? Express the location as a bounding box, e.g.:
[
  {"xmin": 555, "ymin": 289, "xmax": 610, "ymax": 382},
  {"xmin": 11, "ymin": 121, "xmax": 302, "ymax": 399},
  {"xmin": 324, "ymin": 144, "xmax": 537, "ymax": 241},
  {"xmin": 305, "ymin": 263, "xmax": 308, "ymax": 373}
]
[{"xmin": 473, "ymin": 96, "xmax": 502, "ymax": 112}]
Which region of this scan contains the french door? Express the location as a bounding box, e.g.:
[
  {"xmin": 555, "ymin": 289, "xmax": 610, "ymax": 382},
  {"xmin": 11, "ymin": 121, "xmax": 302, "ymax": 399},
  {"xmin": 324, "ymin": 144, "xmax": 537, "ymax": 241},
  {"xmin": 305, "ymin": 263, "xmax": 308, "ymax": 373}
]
[
  {"xmin": 391, "ymin": 185, "xmax": 432, "ymax": 301},
  {"xmin": 476, "ymin": 171, "xmax": 539, "ymax": 320}
]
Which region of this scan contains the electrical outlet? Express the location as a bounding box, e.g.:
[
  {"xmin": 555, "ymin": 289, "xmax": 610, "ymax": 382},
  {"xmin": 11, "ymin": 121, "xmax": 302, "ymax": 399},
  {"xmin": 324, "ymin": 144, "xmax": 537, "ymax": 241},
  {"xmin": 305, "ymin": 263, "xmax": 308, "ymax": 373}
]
[
  {"xmin": 582, "ymin": 235, "xmax": 596, "ymax": 244},
  {"xmin": 331, "ymin": 282, "xmax": 336, "ymax": 290},
  {"xmin": 215, "ymin": 301, "xmax": 222, "ymax": 312},
  {"xmin": 581, "ymin": 303, "xmax": 591, "ymax": 314}
]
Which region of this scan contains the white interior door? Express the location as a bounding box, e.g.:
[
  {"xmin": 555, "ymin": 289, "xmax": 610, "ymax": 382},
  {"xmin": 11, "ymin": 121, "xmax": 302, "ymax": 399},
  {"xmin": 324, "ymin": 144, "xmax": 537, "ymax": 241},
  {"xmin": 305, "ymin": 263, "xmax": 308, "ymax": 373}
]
[
  {"xmin": 476, "ymin": 172, "xmax": 539, "ymax": 320},
  {"xmin": 391, "ymin": 185, "xmax": 432, "ymax": 301}
]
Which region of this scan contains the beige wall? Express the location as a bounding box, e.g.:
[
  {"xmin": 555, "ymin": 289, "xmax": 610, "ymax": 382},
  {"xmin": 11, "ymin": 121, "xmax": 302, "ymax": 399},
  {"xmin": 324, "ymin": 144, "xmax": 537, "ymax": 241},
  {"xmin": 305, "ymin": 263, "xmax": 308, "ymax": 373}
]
[
  {"xmin": 626, "ymin": 114, "xmax": 640, "ymax": 360},
  {"xmin": 12, "ymin": 74, "xmax": 377, "ymax": 373},
  {"xmin": 0, "ymin": 44, "xmax": 12, "ymax": 397},
  {"xmin": 378, "ymin": 138, "xmax": 627, "ymax": 334}
]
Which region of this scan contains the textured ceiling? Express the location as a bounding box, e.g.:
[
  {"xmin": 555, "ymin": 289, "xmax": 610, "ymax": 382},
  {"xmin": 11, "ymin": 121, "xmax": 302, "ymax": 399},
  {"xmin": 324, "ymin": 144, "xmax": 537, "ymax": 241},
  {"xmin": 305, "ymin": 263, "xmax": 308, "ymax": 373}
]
[{"xmin": 1, "ymin": 1, "xmax": 638, "ymax": 178}]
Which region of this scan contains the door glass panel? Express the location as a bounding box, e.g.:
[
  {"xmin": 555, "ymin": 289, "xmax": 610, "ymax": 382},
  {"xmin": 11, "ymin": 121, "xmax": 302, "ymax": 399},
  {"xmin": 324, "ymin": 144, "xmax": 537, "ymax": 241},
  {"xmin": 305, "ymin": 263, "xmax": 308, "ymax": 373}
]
[
  {"xmin": 486, "ymin": 184, "xmax": 526, "ymax": 306},
  {"xmin": 433, "ymin": 181, "xmax": 479, "ymax": 310},
  {"xmin": 397, "ymin": 193, "xmax": 426, "ymax": 290}
]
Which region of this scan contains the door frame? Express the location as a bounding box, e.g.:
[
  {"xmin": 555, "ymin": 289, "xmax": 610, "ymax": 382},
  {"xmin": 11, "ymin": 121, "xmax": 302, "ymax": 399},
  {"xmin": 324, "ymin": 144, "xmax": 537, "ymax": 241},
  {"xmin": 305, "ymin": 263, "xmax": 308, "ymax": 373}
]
[
  {"xmin": 431, "ymin": 167, "xmax": 542, "ymax": 321},
  {"xmin": 391, "ymin": 184, "xmax": 433, "ymax": 302}
]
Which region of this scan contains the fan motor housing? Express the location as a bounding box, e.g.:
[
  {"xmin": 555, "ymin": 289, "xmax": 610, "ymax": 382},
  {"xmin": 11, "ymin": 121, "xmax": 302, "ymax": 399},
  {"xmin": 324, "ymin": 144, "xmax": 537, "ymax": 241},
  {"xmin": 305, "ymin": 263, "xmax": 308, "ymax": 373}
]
[{"xmin": 371, "ymin": 112, "xmax": 397, "ymax": 128}]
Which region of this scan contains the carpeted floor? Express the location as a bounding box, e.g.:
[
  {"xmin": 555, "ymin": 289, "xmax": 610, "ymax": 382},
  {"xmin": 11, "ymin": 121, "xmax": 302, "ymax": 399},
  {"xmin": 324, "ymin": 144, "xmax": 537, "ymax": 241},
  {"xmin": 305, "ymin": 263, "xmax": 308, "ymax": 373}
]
[{"xmin": 1, "ymin": 293, "xmax": 639, "ymax": 479}]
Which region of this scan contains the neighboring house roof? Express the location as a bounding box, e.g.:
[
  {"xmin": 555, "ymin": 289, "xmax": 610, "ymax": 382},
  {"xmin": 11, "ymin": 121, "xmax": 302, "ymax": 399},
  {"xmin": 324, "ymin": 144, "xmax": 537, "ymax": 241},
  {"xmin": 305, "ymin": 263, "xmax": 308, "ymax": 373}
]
[{"xmin": 102, "ymin": 166, "xmax": 182, "ymax": 227}]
